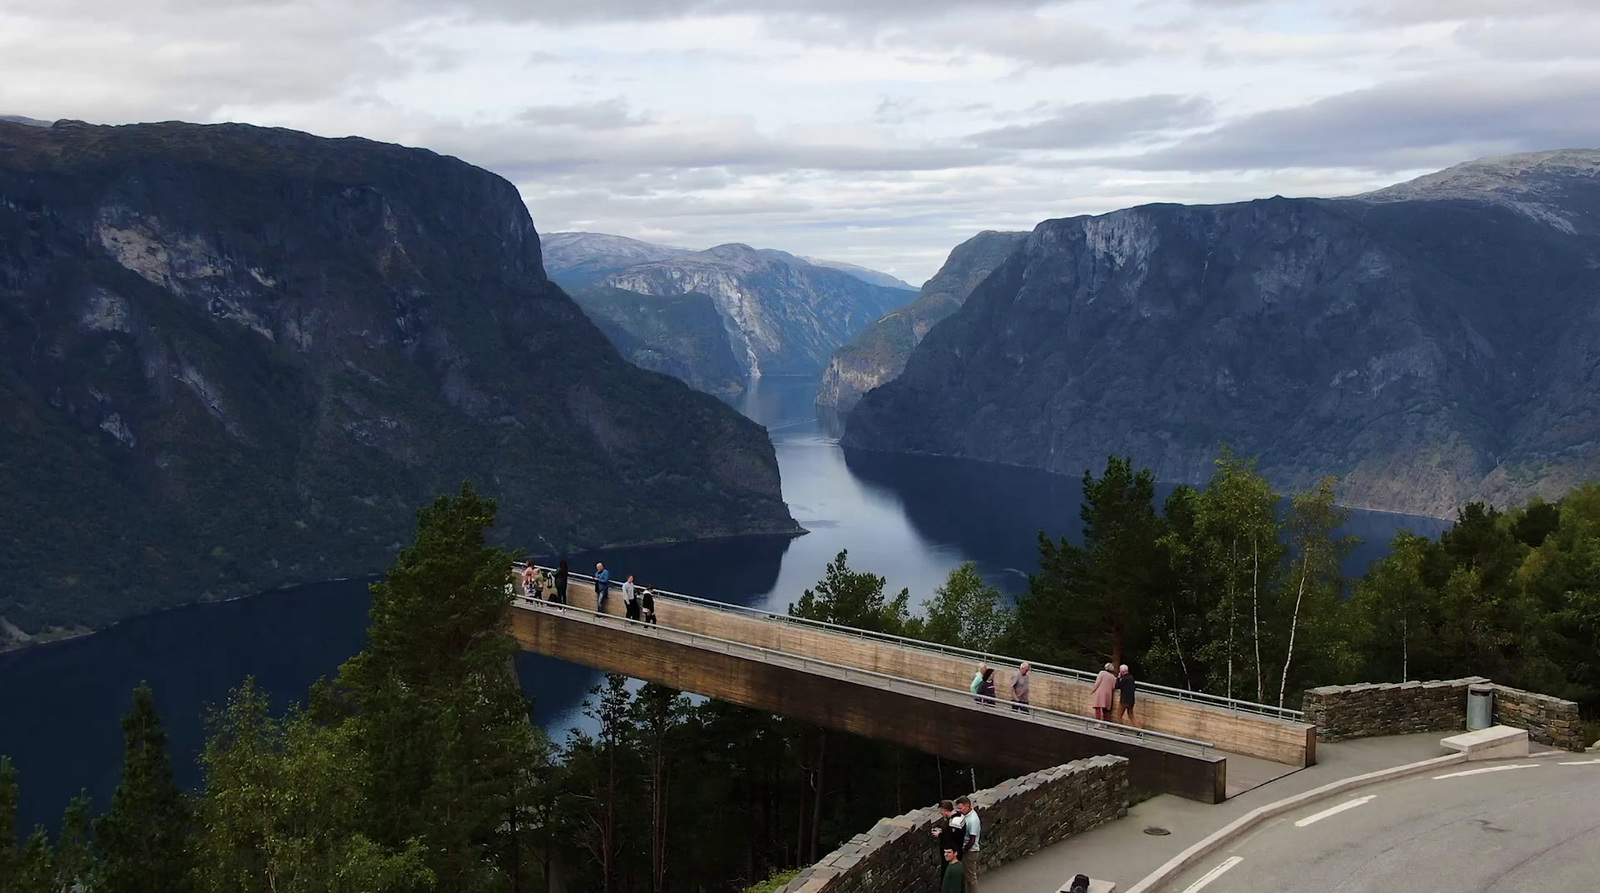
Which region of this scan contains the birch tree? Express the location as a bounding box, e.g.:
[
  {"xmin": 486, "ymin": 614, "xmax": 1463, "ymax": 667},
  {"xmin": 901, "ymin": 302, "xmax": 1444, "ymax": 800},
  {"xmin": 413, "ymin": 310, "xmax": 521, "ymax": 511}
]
[{"xmin": 1276, "ymin": 476, "xmax": 1354, "ymax": 708}]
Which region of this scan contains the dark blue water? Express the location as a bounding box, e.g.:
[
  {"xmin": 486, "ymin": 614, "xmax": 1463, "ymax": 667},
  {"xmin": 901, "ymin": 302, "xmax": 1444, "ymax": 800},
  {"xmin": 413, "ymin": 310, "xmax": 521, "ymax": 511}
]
[{"xmin": 0, "ymin": 376, "xmax": 1447, "ymax": 831}]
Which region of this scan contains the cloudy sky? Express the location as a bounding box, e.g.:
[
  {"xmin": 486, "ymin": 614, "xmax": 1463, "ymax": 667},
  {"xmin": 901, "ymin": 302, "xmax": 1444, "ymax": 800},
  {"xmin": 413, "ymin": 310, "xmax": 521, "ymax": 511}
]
[{"xmin": 3, "ymin": 0, "xmax": 1597, "ymax": 283}]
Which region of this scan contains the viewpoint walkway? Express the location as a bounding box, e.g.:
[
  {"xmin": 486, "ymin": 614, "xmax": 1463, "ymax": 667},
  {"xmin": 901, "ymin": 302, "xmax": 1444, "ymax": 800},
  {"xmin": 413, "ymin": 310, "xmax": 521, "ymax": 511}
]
[{"xmin": 508, "ymin": 568, "xmax": 1317, "ymax": 804}]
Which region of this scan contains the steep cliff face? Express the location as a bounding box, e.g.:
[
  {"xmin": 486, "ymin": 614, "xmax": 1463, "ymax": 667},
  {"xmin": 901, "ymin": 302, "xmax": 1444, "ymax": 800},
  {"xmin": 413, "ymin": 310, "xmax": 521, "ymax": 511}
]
[
  {"xmin": 845, "ymin": 150, "xmax": 1600, "ymax": 518},
  {"xmin": 570, "ymin": 286, "xmax": 746, "ymax": 395},
  {"xmin": 0, "ymin": 120, "xmax": 796, "ymax": 646},
  {"xmin": 599, "ymin": 243, "xmax": 912, "ymax": 377},
  {"xmin": 816, "ymin": 231, "xmax": 1026, "ymax": 413}
]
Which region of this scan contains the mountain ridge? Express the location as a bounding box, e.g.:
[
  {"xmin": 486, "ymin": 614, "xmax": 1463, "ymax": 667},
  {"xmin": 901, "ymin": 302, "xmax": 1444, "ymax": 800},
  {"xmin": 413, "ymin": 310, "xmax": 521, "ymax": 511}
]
[
  {"xmin": 0, "ymin": 119, "xmax": 797, "ymax": 647},
  {"xmin": 845, "ymin": 149, "xmax": 1600, "ymax": 518}
]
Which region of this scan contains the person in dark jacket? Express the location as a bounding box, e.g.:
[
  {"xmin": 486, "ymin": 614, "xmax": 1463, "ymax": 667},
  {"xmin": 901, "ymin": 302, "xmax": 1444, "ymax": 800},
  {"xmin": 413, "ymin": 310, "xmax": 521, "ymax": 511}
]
[
  {"xmin": 930, "ymin": 800, "xmax": 966, "ymax": 863},
  {"xmin": 977, "ymin": 667, "xmax": 997, "ymax": 706},
  {"xmin": 554, "ymin": 559, "xmax": 569, "ymax": 606},
  {"xmin": 1115, "ymin": 664, "xmax": 1138, "ymax": 727},
  {"xmin": 641, "ymin": 587, "xmax": 657, "ymax": 624}
]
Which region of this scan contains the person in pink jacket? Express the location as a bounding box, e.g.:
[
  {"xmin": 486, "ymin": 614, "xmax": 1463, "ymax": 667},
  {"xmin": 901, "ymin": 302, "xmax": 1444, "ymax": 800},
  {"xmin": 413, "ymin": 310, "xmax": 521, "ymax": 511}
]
[{"xmin": 1091, "ymin": 663, "xmax": 1117, "ymax": 721}]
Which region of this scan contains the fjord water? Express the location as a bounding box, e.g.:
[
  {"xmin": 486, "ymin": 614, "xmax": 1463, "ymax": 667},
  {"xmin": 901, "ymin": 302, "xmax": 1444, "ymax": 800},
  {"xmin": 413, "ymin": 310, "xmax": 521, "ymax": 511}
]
[{"xmin": 0, "ymin": 376, "xmax": 1445, "ymax": 830}]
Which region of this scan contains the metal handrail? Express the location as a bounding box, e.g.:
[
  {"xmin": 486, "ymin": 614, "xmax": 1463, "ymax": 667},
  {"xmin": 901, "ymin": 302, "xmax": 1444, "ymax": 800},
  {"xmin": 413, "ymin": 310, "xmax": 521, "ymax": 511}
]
[
  {"xmin": 510, "ymin": 594, "xmax": 1216, "ymax": 758},
  {"xmin": 519, "ymin": 563, "xmax": 1305, "ymax": 722}
]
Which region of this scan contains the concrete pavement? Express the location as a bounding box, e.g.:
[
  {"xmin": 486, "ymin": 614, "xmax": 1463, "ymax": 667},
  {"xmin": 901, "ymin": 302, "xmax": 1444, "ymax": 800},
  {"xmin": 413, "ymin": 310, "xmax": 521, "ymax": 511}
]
[
  {"xmin": 1163, "ymin": 752, "xmax": 1600, "ymax": 892},
  {"xmin": 983, "ymin": 733, "xmax": 1460, "ymax": 893}
]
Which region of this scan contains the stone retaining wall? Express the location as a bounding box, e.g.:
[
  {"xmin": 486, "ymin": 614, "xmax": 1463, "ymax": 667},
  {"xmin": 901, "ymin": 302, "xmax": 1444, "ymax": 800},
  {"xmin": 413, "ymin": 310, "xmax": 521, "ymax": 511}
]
[
  {"xmin": 1492, "ymin": 686, "xmax": 1587, "ymax": 752},
  {"xmin": 1302, "ymin": 677, "xmax": 1585, "ymax": 751},
  {"xmin": 779, "ymin": 755, "xmax": 1129, "ymax": 893}
]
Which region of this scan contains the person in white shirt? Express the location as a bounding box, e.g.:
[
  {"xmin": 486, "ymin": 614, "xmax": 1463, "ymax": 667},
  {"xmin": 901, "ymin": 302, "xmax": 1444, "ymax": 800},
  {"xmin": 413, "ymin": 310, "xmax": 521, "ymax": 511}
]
[{"xmin": 956, "ymin": 796, "xmax": 981, "ymax": 891}]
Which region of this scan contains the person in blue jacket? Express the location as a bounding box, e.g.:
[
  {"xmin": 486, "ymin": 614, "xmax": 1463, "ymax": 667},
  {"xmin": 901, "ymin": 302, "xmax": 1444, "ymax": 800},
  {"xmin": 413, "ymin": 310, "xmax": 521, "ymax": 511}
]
[{"xmin": 594, "ymin": 562, "xmax": 612, "ymax": 611}]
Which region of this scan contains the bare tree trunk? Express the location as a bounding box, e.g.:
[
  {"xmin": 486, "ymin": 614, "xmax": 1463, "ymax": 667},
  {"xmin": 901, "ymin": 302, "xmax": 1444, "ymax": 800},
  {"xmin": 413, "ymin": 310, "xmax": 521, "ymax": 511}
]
[
  {"xmin": 1278, "ymin": 558, "xmax": 1309, "ymax": 709},
  {"xmin": 651, "ymin": 743, "xmax": 668, "ymax": 893},
  {"xmin": 1170, "ymin": 595, "xmax": 1192, "ymax": 688},
  {"xmin": 809, "ymin": 731, "xmax": 827, "ymax": 862},
  {"xmin": 1226, "ymin": 537, "xmax": 1238, "ymax": 701},
  {"xmin": 604, "ymin": 742, "xmax": 617, "ymax": 893},
  {"xmin": 1252, "ymin": 538, "xmax": 1263, "ymax": 702}
]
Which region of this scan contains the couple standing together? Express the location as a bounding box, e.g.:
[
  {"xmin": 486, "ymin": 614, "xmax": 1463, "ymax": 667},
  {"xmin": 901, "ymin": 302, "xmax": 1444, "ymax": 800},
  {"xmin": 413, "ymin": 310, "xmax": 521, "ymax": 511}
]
[
  {"xmin": 1090, "ymin": 663, "xmax": 1137, "ymax": 725},
  {"xmin": 932, "ymin": 796, "xmax": 981, "ymax": 892}
]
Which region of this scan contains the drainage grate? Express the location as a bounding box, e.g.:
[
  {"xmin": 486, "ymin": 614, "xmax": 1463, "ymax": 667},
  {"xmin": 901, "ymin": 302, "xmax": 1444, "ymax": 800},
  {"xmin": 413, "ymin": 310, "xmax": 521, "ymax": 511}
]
[{"xmin": 1143, "ymin": 827, "xmax": 1171, "ymax": 836}]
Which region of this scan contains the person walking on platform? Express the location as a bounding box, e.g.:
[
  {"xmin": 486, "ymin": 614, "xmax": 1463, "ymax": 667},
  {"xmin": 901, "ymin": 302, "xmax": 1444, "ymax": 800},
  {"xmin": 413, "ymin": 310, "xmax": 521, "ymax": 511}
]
[
  {"xmin": 1115, "ymin": 664, "xmax": 1139, "ymax": 727},
  {"xmin": 554, "ymin": 559, "xmax": 570, "ymax": 606},
  {"xmin": 623, "ymin": 575, "xmax": 640, "ymax": 620},
  {"xmin": 1011, "ymin": 662, "xmax": 1031, "ymax": 713},
  {"xmin": 956, "ymin": 796, "xmax": 981, "ymax": 891},
  {"xmin": 641, "ymin": 587, "xmax": 657, "ymax": 624},
  {"xmin": 594, "ymin": 562, "xmax": 611, "ymax": 611},
  {"xmin": 1091, "ymin": 662, "xmax": 1117, "ymax": 721},
  {"xmin": 521, "ymin": 564, "xmax": 538, "ymax": 598},
  {"xmin": 977, "ymin": 667, "xmax": 996, "ymax": 706}
]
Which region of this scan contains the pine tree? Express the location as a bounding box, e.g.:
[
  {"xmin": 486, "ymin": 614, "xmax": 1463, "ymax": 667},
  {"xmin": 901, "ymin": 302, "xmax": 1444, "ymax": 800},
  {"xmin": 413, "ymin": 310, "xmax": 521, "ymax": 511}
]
[
  {"xmin": 96, "ymin": 684, "xmax": 191, "ymax": 893},
  {"xmin": 52, "ymin": 791, "xmax": 96, "ymax": 893},
  {"xmin": 335, "ymin": 482, "xmax": 549, "ymax": 890},
  {"xmin": 1, "ymin": 756, "xmax": 18, "ymax": 890},
  {"xmin": 789, "ymin": 550, "xmax": 912, "ymax": 634}
]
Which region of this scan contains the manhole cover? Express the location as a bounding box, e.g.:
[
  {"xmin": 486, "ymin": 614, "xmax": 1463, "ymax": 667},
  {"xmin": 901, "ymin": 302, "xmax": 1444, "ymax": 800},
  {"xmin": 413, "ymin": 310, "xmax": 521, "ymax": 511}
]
[{"xmin": 1143, "ymin": 827, "xmax": 1171, "ymax": 836}]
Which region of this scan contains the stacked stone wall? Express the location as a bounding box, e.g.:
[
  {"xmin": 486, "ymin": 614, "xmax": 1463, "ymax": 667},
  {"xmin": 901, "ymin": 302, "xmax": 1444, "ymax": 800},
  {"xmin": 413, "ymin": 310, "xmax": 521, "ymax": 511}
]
[
  {"xmin": 1492, "ymin": 686, "xmax": 1586, "ymax": 752},
  {"xmin": 779, "ymin": 755, "xmax": 1128, "ymax": 893},
  {"xmin": 1302, "ymin": 677, "xmax": 1584, "ymax": 751},
  {"xmin": 1302, "ymin": 678, "xmax": 1484, "ymax": 742}
]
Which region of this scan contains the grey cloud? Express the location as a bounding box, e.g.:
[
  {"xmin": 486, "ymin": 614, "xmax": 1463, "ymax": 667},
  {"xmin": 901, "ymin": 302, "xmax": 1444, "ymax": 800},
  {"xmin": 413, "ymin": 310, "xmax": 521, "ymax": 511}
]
[
  {"xmin": 516, "ymin": 98, "xmax": 650, "ymax": 130},
  {"xmin": 40, "ymin": 0, "xmax": 1061, "ymax": 26},
  {"xmin": 970, "ymin": 95, "xmax": 1214, "ymax": 150},
  {"xmin": 1112, "ymin": 74, "xmax": 1600, "ymax": 172},
  {"xmin": 893, "ymin": 13, "xmax": 1141, "ymax": 67},
  {"xmin": 1350, "ymin": 0, "xmax": 1597, "ymax": 25}
]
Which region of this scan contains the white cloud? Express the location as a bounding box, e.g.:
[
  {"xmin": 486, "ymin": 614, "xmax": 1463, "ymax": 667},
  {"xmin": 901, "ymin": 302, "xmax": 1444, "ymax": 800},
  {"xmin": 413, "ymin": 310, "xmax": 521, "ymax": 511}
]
[{"xmin": 1, "ymin": 0, "xmax": 1595, "ymax": 282}]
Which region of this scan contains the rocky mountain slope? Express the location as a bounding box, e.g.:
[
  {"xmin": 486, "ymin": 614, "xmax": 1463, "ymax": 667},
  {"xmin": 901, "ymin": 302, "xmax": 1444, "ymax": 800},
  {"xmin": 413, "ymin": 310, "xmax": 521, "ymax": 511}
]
[
  {"xmin": 816, "ymin": 231, "xmax": 1026, "ymax": 413},
  {"xmin": 541, "ymin": 231, "xmax": 693, "ymax": 288},
  {"xmin": 569, "ymin": 286, "xmax": 745, "ymax": 395},
  {"xmin": 0, "ymin": 120, "xmax": 796, "ymax": 647},
  {"xmin": 599, "ymin": 243, "xmax": 911, "ymax": 377},
  {"xmin": 845, "ymin": 150, "xmax": 1600, "ymax": 518},
  {"xmin": 801, "ymin": 257, "xmax": 915, "ymax": 290}
]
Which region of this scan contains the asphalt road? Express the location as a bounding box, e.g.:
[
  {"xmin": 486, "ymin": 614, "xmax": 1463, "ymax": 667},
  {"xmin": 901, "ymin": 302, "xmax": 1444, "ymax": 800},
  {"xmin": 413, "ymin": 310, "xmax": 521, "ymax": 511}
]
[{"xmin": 1165, "ymin": 755, "xmax": 1600, "ymax": 892}]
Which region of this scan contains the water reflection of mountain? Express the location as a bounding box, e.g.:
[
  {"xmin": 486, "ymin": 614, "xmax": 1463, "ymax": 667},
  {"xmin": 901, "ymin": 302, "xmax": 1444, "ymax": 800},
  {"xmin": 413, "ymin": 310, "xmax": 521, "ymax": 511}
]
[{"xmin": 841, "ymin": 447, "xmax": 1449, "ymax": 586}]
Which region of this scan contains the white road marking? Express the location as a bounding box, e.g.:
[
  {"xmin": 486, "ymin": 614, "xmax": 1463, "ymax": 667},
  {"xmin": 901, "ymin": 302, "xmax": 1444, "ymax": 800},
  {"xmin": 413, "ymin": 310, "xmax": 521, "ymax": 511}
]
[
  {"xmin": 1180, "ymin": 856, "xmax": 1243, "ymax": 893},
  {"xmin": 1294, "ymin": 795, "xmax": 1376, "ymax": 828},
  {"xmin": 1558, "ymin": 759, "xmax": 1600, "ymax": 766},
  {"xmin": 1433, "ymin": 764, "xmax": 1540, "ymax": 779}
]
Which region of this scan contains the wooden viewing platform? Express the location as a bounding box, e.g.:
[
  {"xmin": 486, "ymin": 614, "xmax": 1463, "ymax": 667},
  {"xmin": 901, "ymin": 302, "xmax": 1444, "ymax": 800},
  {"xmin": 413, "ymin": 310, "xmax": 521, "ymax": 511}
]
[{"xmin": 508, "ymin": 570, "xmax": 1318, "ymax": 804}]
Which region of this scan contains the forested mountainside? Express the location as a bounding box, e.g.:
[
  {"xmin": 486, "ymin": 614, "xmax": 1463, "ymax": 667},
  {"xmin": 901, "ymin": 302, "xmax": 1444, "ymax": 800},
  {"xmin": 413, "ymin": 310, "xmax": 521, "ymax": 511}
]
[
  {"xmin": 599, "ymin": 243, "xmax": 910, "ymax": 378},
  {"xmin": 0, "ymin": 120, "xmax": 795, "ymax": 647},
  {"xmin": 816, "ymin": 230, "xmax": 1026, "ymax": 413},
  {"xmin": 568, "ymin": 285, "xmax": 746, "ymax": 396},
  {"xmin": 846, "ymin": 150, "xmax": 1600, "ymax": 518}
]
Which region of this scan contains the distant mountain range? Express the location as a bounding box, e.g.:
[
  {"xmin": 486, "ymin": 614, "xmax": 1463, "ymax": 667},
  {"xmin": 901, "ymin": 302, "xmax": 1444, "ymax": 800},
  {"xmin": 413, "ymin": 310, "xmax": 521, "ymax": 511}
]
[
  {"xmin": 544, "ymin": 232, "xmax": 915, "ymax": 387},
  {"xmin": 845, "ymin": 149, "xmax": 1600, "ymax": 519},
  {"xmin": 817, "ymin": 230, "xmax": 1026, "ymax": 413},
  {"xmin": 0, "ymin": 120, "xmax": 796, "ymax": 648}
]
